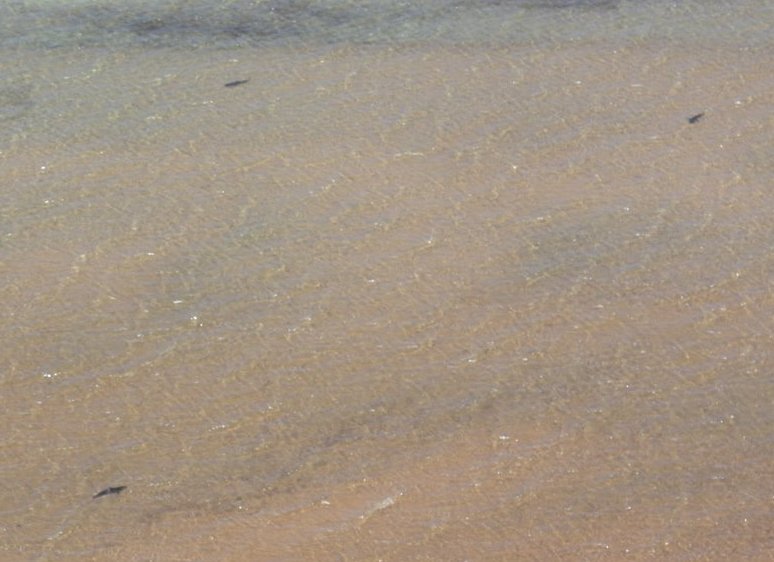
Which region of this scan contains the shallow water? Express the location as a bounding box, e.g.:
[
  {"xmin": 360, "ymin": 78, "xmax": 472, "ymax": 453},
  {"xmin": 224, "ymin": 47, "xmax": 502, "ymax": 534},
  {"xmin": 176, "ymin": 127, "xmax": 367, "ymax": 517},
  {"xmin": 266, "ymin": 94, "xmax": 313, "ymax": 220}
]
[{"xmin": 1, "ymin": 1, "xmax": 773, "ymax": 561}]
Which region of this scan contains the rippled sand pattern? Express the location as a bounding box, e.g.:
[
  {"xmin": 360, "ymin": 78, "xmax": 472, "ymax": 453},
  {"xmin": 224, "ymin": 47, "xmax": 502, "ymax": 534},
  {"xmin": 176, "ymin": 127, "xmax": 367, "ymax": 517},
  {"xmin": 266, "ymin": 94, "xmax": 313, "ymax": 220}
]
[{"xmin": 1, "ymin": 23, "xmax": 772, "ymax": 562}]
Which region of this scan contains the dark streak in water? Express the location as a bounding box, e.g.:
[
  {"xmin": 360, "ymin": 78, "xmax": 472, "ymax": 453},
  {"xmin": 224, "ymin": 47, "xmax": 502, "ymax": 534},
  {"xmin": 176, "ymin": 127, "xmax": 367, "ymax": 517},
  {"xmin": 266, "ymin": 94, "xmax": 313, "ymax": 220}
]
[
  {"xmin": 516, "ymin": 0, "xmax": 618, "ymax": 8},
  {"xmin": 225, "ymin": 79, "xmax": 250, "ymax": 88},
  {"xmin": 0, "ymin": 0, "xmax": 623, "ymax": 51},
  {"xmin": 688, "ymin": 112, "xmax": 705, "ymax": 124},
  {"xmin": 93, "ymin": 486, "xmax": 127, "ymax": 499}
]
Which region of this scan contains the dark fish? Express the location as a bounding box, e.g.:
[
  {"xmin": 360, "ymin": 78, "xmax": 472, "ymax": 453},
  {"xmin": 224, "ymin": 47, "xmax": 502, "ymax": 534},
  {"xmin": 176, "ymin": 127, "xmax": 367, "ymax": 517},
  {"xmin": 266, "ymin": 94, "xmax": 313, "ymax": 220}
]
[
  {"xmin": 93, "ymin": 486, "xmax": 127, "ymax": 499},
  {"xmin": 688, "ymin": 112, "xmax": 705, "ymax": 124},
  {"xmin": 225, "ymin": 79, "xmax": 249, "ymax": 88}
]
